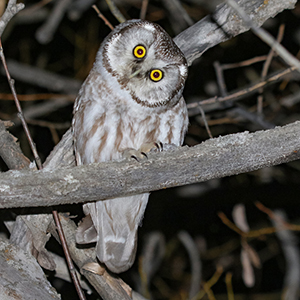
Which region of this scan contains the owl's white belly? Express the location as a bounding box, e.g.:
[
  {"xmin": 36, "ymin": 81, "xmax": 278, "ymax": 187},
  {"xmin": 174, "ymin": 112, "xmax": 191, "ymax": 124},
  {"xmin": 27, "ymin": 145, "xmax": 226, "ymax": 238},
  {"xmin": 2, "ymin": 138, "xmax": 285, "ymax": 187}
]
[{"xmin": 76, "ymin": 97, "xmax": 187, "ymax": 164}]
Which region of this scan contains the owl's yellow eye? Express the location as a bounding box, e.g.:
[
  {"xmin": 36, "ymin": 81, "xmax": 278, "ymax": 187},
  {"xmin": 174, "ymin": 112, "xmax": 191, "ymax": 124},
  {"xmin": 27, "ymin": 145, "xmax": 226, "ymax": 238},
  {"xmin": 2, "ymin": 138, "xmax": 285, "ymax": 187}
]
[
  {"xmin": 149, "ymin": 69, "xmax": 163, "ymax": 82},
  {"xmin": 133, "ymin": 45, "xmax": 147, "ymax": 59}
]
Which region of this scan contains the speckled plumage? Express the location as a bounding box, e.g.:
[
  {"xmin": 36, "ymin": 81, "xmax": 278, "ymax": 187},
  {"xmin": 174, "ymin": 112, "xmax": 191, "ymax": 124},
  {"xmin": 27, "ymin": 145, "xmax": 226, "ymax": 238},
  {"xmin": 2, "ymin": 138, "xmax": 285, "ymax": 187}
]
[{"xmin": 72, "ymin": 19, "xmax": 188, "ymax": 273}]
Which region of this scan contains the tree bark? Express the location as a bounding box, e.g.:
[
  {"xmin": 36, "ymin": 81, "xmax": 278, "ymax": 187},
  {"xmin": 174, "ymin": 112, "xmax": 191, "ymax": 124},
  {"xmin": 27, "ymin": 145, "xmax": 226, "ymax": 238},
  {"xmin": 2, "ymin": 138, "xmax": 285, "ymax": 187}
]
[
  {"xmin": 0, "ymin": 237, "xmax": 61, "ymax": 300},
  {"xmin": 1, "ymin": 121, "xmax": 299, "ymax": 208}
]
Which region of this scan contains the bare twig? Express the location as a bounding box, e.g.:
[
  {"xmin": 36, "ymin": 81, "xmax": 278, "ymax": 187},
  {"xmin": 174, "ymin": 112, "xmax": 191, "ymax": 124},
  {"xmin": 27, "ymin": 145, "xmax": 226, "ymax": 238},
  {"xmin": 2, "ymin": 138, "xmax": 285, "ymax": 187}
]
[
  {"xmin": 35, "ymin": 0, "xmax": 73, "ymax": 44},
  {"xmin": 187, "ymin": 66, "xmax": 297, "ymax": 113},
  {"xmin": 271, "ymin": 210, "xmax": 300, "ymax": 300},
  {"xmin": 11, "ymin": 98, "xmax": 73, "ymax": 127},
  {"xmin": 52, "ymin": 212, "xmax": 87, "ymax": 300},
  {"xmin": 68, "ymin": 0, "xmax": 96, "ymax": 20},
  {"xmin": 192, "ymin": 266, "xmax": 223, "ymax": 300},
  {"xmin": 105, "ymin": 0, "xmax": 126, "ymax": 23},
  {"xmin": 4, "ymin": 60, "xmax": 82, "ymax": 93},
  {"xmin": 280, "ymin": 89, "xmax": 300, "ymax": 107},
  {"xmin": 221, "ymin": 56, "xmax": 269, "ymax": 70},
  {"xmin": 178, "ymin": 231, "xmax": 201, "ymax": 299},
  {"xmin": 232, "ymin": 205, "xmax": 256, "ymax": 288},
  {"xmin": 140, "ymin": 0, "xmax": 149, "ymax": 20},
  {"xmin": 162, "ymin": 0, "xmax": 193, "ymax": 33},
  {"xmin": 139, "ymin": 232, "xmax": 165, "ymax": 297},
  {"xmin": 0, "ymin": 38, "xmax": 86, "ymax": 300},
  {"xmin": 92, "ymin": 5, "xmax": 114, "ymax": 31},
  {"xmin": 197, "ymin": 104, "xmax": 213, "ymax": 138},
  {"xmin": 214, "ymin": 61, "xmax": 227, "ymax": 97},
  {"xmin": 218, "ymin": 211, "xmax": 277, "ymax": 238},
  {"xmin": 218, "ymin": 212, "xmax": 245, "ymax": 237},
  {"xmin": 21, "ymin": 0, "xmax": 52, "ymax": 15},
  {"xmin": 232, "ymin": 204, "xmax": 249, "ymax": 233},
  {"xmin": 26, "ymin": 119, "xmax": 70, "ymax": 130},
  {"xmin": 0, "ymin": 39, "xmax": 42, "ymax": 170},
  {"xmin": 54, "ymin": 215, "xmax": 133, "ymax": 300},
  {"xmin": 51, "ymin": 251, "xmax": 92, "ymax": 292},
  {"xmin": 262, "ymin": 24, "xmax": 285, "ymax": 82},
  {"xmin": 226, "ymin": 0, "xmax": 300, "ymax": 73},
  {"xmin": 0, "ymin": 93, "xmax": 74, "ymax": 101},
  {"xmin": 212, "ymin": 57, "xmax": 275, "ymax": 130},
  {"xmin": 225, "ymin": 272, "xmax": 234, "ymax": 300},
  {"xmin": 257, "ymin": 24, "xmax": 285, "ymax": 113}
]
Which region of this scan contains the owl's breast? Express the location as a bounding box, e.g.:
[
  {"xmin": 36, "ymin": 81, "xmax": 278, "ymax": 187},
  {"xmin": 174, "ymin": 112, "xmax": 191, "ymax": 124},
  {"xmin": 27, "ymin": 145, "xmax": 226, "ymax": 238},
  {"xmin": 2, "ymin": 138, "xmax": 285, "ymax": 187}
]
[{"xmin": 73, "ymin": 69, "xmax": 188, "ymax": 165}]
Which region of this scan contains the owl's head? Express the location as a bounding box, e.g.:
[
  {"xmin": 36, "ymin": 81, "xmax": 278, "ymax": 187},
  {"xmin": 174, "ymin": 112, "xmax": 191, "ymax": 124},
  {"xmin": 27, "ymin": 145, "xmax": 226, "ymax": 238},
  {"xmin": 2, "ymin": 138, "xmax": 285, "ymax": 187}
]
[{"xmin": 97, "ymin": 19, "xmax": 188, "ymax": 109}]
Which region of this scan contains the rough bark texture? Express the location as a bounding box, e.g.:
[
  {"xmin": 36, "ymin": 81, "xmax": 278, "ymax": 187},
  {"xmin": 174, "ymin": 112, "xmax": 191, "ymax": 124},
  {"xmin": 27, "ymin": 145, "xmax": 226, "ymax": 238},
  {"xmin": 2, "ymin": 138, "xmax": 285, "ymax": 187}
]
[
  {"xmin": 0, "ymin": 237, "xmax": 61, "ymax": 300},
  {"xmin": 1, "ymin": 121, "xmax": 299, "ymax": 208},
  {"xmin": 0, "ymin": 0, "xmax": 24, "ymax": 36},
  {"xmin": 0, "ymin": 121, "xmax": 30, "ymax": 170}
]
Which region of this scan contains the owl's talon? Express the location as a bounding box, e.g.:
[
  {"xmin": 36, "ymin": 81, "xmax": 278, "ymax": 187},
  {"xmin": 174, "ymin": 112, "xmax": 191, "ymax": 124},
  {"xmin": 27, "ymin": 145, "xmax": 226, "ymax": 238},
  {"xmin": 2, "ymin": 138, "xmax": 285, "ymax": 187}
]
[
  {"xmin": 131, "ymin": 151, "xmax": 148, "ymax": 162},
  {"xmin": 156, "ymin": 142, "xmax": 163, "ymax": 152},
  {"xmin": 141, "ymin": 152, "xmax": 148, "ymax": 158},
  {"xmin": 123, "ymin": 149, "xmax": 148, "ymax": 162},
  {"xmin": 140, "ymin": 141, "xmax": 163, "ymax": 154}
]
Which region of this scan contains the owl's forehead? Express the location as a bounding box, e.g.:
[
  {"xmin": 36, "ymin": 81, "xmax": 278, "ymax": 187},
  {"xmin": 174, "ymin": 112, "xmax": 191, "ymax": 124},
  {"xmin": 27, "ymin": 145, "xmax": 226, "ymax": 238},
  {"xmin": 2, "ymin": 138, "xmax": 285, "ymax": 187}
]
[
  {"xmin": 141, "ymin": 22, "xmax": 157, "ymax": 33},
  {"xmin": 101, "ymin": 20, "xmax": 187, "ymax": 69},
  {"xmin": 112, "ymin": 24, "xmax": 158, "ymax": 46}
]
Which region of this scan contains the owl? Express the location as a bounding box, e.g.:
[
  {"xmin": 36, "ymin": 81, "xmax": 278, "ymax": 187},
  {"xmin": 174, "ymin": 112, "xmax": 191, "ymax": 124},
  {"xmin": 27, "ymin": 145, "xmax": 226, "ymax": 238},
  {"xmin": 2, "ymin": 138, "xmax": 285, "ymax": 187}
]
[{"xmin": 72, "ymin": 19, "xmax": 188, "ymax": 273}]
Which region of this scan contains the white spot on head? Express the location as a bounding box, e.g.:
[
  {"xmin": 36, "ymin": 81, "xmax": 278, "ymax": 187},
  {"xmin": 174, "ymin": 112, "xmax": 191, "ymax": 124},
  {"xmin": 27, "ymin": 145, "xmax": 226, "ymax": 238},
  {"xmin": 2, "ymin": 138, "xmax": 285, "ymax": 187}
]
[{"xmin": 143, "ymin": 23, "xmax": 156, "ymax": 32}]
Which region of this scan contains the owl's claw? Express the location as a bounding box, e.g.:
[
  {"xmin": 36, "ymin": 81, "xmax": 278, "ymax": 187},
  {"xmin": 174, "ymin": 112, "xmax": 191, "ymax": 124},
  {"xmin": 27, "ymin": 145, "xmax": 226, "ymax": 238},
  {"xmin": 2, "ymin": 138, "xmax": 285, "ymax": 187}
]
[
  {"xmin": 123, "ymin": 141, "xmax": 163, "ymax": 162},
  {"xmin": 123, "ymin": 149, "xmax": 148, "ymax": 162},
  {"xmin": 140, "ymin": 141, "xmax": 163, "ymax": 153}
]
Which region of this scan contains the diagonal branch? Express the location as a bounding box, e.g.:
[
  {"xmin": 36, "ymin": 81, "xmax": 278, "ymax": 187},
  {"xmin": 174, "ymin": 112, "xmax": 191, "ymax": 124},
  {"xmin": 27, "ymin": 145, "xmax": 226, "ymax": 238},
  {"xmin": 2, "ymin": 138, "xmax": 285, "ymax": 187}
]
[
  {"xmin": 174, "ymin": 0, "xmax": 297, "ymax": 66},
  {"xmin": 0, "ymin": 121, "xmax": 300, "ymax": 209}
]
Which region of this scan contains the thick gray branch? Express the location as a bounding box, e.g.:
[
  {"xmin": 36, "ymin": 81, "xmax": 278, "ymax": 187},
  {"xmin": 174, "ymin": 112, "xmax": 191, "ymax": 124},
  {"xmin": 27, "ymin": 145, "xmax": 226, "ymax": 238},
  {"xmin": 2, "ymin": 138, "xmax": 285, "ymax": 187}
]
[
  {"xmin": 0, "ymin": 237, "xmax": 61, "ymax": 300},
  {"xmin": 0, "ymin": 120, "xmax": 30, "ymax": 170},
  {"xmin": 0, "ymin": 0, "xmax": 25, "ymax": 37},
  {"xmin": 0, "ymin": 121, "xmax": 299, "ymax": 208},
  {"xmin": 174, "ymin": 0, "xmax": 297, "ymax": 65}
]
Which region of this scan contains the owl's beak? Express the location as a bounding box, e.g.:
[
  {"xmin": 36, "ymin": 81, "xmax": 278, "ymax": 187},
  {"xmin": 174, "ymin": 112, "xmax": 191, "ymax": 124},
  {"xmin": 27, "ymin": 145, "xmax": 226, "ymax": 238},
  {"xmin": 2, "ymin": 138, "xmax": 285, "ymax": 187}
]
[{"xmin": 129, "ymin": 68, "xmax": 142, "ymax": 79}]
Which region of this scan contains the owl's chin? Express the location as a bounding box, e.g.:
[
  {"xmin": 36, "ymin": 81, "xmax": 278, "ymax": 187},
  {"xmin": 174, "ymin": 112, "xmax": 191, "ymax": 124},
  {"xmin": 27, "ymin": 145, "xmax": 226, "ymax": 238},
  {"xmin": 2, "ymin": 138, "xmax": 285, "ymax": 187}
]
[{"xmin": 130, "ymin": 93, "xmax": 182, "ymax": 111}]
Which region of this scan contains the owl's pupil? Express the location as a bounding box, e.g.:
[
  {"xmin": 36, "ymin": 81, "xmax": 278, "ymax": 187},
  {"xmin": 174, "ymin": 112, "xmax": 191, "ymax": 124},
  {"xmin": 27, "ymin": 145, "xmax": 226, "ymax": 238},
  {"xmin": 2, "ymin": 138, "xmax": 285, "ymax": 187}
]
[
  {"xmin": 153, "ymin": 72, "xmax": 160, "ymax": 78},
  {"xmin": 137, "ymin": 49, "xmax": 144, "ymax": 55}
]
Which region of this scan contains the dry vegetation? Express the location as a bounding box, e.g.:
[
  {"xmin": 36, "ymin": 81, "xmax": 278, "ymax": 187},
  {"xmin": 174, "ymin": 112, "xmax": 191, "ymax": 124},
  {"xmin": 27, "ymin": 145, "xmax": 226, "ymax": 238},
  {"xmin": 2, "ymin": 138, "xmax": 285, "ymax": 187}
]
[{"xmin": 1, "ymin": 0, "xmax": 300, "ymax": 299}]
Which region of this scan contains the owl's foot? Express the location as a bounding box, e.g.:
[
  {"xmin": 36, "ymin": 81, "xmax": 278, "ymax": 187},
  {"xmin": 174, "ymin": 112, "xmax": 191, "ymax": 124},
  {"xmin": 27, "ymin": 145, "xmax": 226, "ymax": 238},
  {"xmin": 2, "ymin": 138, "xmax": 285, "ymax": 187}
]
[
  {"xmin": 123, "ymin": 149, "xmax": 148, "ymax": 161},
  {"xmin": 123, "ymin": 142, "xmax": 163, "ymax": 162},
  {"xmin": 140, "ymin": 141, "xmax": 163, "ymax": 153}
]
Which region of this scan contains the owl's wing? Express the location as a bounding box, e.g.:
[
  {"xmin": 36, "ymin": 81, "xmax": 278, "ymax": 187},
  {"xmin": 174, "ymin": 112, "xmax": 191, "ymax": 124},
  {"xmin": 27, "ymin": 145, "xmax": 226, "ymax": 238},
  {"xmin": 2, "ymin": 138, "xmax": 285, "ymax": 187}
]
[{"xmin": 77, "ymin": 194, "xmax": 149, "ymax": 273}]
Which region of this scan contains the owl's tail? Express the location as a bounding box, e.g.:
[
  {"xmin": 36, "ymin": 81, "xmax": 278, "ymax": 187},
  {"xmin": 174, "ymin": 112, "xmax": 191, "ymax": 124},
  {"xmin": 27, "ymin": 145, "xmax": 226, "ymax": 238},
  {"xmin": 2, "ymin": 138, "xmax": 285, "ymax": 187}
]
[{"xmin": 76, "ymin": 194, "xmax": 149, "ymax": 273}]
